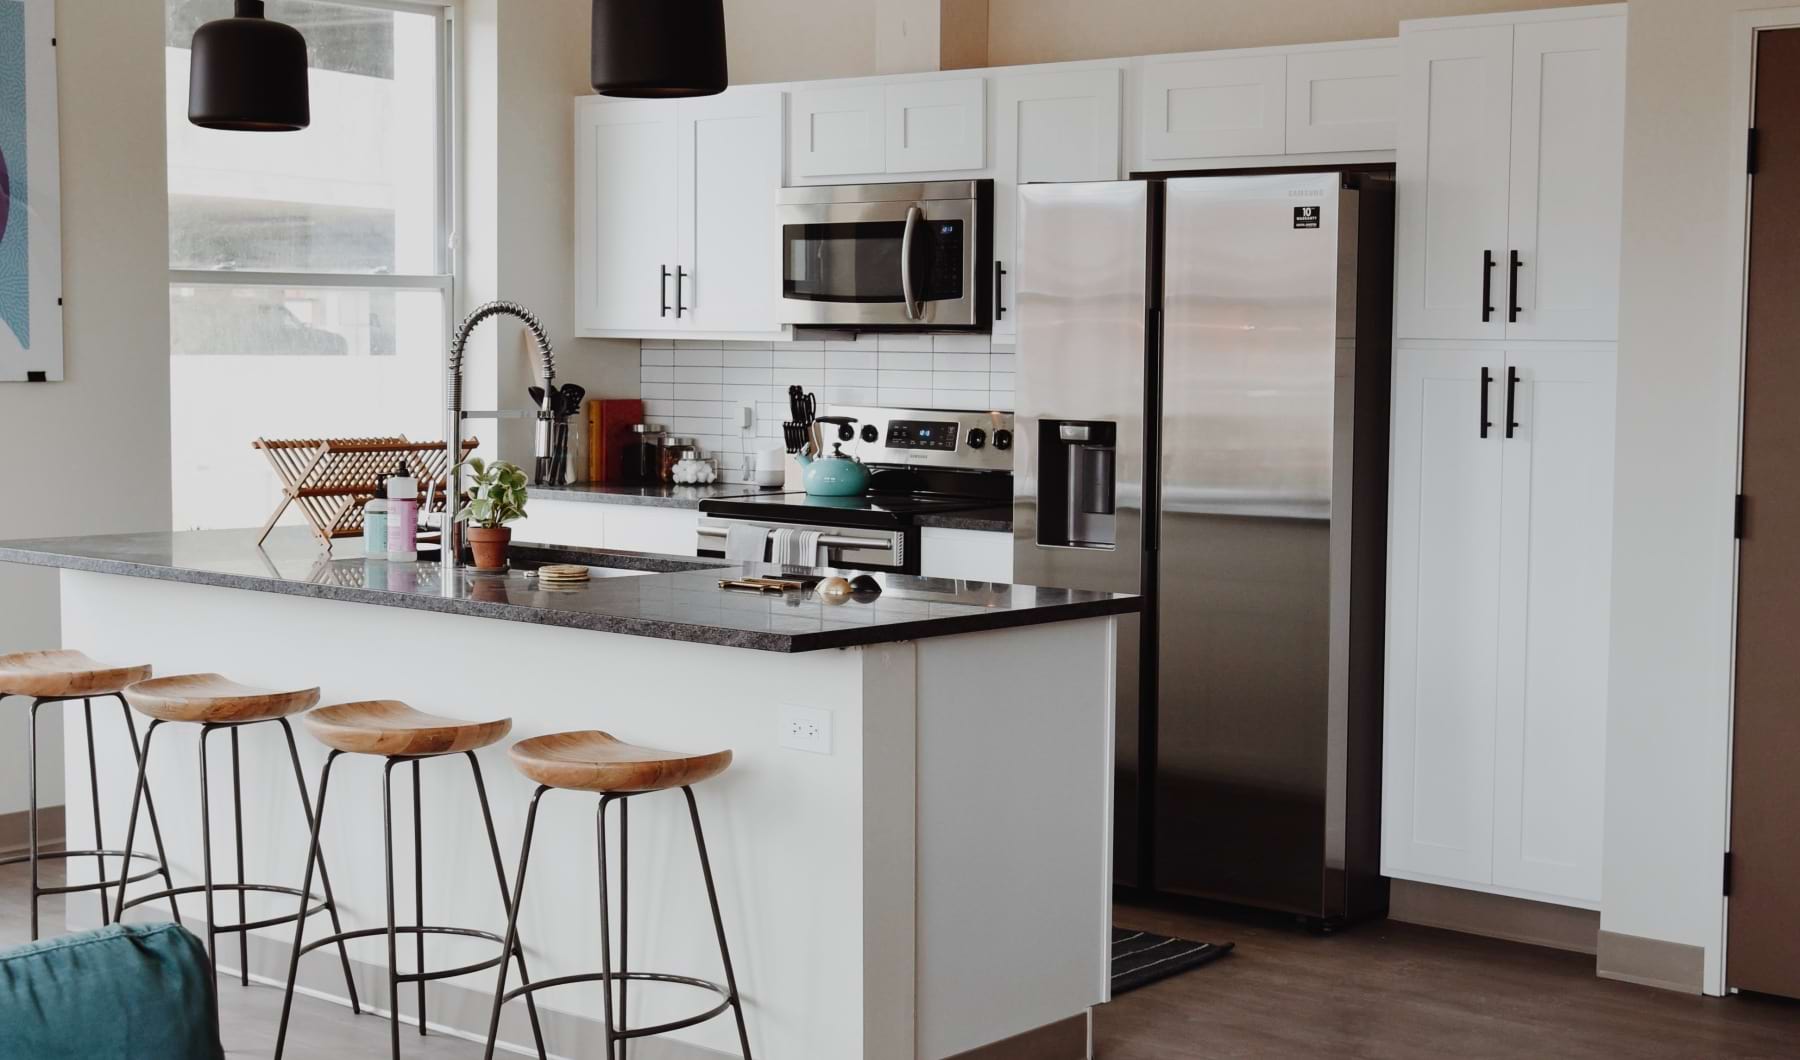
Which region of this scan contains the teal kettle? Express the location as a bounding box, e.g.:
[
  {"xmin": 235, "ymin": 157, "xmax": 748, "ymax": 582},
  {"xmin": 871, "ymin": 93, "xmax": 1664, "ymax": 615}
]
[{"xmin": 797, "ymin": 442, "xmax": 871, "ymax": 496}]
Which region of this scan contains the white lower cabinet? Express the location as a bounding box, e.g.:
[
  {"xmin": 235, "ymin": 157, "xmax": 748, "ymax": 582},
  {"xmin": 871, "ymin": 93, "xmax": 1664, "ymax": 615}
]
[
  {"xmin": 513, "ymin": 499, "xmax": 699, "ymax": 557},
  {"xmin": 1382, "ymin": 345, "xmax": 1614, "ymax": 907},
  {"xmin": 920, "ymin": 527, "xmax": 1014, "ymax": 584}
]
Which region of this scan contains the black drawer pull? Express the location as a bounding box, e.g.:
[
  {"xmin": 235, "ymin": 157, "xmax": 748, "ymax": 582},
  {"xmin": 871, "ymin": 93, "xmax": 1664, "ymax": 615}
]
[
  {"xmin": 1508, "ymin": 250, "xmax": 1522, "ymax": 323},
  {"xmin": 1480, "ymin": 366, "xmax": 1493, "ymax": 438},
  {"xmin": 994, "ymin": 260, "xmax": 1008, "ymax": 320},
  {"xmin": 660, "ymin": 266, "xmax": 670, "ymax": 318},
  {"xmin": 1505, "ymin": 366, "xmax": 1520, "ymax": 438}
]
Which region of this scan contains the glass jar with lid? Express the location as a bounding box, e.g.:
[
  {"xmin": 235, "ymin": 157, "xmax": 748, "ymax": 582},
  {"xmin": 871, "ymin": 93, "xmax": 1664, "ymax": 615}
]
[
  {"xmin": 625, "ymin": 424, "xmax": 667, "ymax": 485},
  {"xmin": 660, "ymin": 436, "xmax": 693, "ymax": 483}
]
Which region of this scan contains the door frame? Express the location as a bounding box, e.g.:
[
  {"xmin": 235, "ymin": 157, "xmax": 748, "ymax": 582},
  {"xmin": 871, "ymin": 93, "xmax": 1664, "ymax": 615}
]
[{"xmin": 1718, "ymin": 4, "xmax": 1800, "ymax": 998}]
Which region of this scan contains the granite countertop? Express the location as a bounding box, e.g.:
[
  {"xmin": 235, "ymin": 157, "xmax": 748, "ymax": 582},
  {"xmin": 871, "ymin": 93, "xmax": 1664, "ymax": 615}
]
[
  {"xmin": 914, "ymin": 506, "xmax": 1013, "ymax": 532},
  {"xmin": 0, "ymin": 528, "xmax": 1136, "ymax": 654},
  {"xmin": 529, "ymin": 482, "xmax": 761, "ymax": 508}
]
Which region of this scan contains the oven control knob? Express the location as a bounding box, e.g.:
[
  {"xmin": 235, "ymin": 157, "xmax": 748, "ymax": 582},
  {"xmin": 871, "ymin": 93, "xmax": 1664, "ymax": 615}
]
[
  {"xmin": 966, "ymin": 428, "xmax": 987, "ymax": 449},
  {"xmin": 861, "ymin": 424, "xmax": 880, "ymax": 443},
  {"xmin": 837, "ymin": 422, "xmax": 856, "ymax": 442},
  {"xmin": 992, "ymin": 429, "xmax": 1013, "ymax": 451}
]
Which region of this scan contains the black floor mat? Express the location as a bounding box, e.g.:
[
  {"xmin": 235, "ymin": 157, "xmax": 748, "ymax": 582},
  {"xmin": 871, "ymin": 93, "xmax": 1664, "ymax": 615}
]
[{"xmin": 1110, "ymin": 928, "xmax": 1234, "ymax": 995}]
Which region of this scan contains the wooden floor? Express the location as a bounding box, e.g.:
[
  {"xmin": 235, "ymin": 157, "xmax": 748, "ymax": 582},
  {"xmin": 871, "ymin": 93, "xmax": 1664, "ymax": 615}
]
[{"xmin": 6, "ymin": 855, "xmax": 1800, "ymax": 1057}]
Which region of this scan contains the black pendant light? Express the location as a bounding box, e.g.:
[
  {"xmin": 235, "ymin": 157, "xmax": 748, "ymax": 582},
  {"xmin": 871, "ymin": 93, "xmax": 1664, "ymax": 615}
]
[
  {"xmin": 188, "ymin": 0, "xmax": 311, "ymax": 131},
  {"xmin": 591, "ymin": 0, "xmax": 728, "ymax": 99}
]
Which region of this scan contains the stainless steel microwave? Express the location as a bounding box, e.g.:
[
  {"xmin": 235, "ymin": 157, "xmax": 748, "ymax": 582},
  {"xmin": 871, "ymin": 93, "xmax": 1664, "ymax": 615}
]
[{"xmin": 777, "ymin": 180, "xmax": 993, "ymax": 330}]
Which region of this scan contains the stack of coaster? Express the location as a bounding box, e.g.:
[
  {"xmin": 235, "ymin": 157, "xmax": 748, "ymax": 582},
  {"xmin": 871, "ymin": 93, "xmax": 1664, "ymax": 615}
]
[{"xmin": 536, "ymin": 563, "xmax": 592, "ymax": 588}]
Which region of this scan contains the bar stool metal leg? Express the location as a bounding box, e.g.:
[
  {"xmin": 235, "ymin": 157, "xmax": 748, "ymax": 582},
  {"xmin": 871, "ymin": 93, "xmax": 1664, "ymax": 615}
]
[
  {"xmin": 277, "ymin": 717, "xmax": 360, "ymax": 1008},
  {"xmin": 199, "ymin": 724, "xmax": 219, "ymax": 980},
  {"xmin": 685, "ymin": 785, "xmax": 753, "ymax": 1058},
  {"xmin": 274, "ymin": 749, "xmax": 342, "ymax": 1060},
  {"xmin": 414, "ymin": 758, "xmax": 427, "ymax": 1037},
  {"xmin": 231, "ymin": 727, "xmax": 249, "ymax": 985},
  {"xmin": 81, "ymin": 699, "xmax": 110, "ymax": 925},
  {"xmin": 26, "ymin": 697, "xmax": 40, "ymax": 940},
  {"xmin": 483, "ymin": 785, "xmax": 549, "ymax": 1060},
  {"xmin": 596, "ymin": 795, "xmax": 619, "ymax": 1060},
  {"xmin": 114, "ymin": 695, "xmax": 180, "ymax": 926},
  {"xmin": 112, "ymin": 718, "xmax": 171, "ymax": 923},
  {"xmin": 466, "ymin": 754, "xmax": 547, "ymax": 1059},
  {"xmin": 619, "ymin": 796, "xmax": 630, "ymax": 1060},
  {"xmin": 383, "ymin": 758, "xmax": 404, "ymax": 1059}
]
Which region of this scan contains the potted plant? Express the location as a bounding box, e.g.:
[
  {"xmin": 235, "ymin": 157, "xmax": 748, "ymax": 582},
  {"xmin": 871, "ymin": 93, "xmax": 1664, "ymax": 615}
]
[{"xmin": 455, "ymin": 457, "xmax": 529, "ymax": 569}]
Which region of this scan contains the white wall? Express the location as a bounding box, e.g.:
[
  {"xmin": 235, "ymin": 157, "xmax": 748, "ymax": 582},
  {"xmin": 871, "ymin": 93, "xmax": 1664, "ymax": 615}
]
[
  {"xmin": 461, "ymin": 0, "xmax": 638, "ymax": 472},
  {"xmin": 1602, "ymin": 0, "xmax": 1771, "ymax": 997},
  {"xmin": 0, "ymin": 1, "xmax": 172, "ymax": 817}
]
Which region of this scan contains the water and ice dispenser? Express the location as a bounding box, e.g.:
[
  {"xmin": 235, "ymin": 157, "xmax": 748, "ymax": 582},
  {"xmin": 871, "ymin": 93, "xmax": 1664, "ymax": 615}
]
[{"xmin": 1037, "ymin": 420, "xmax": 1117, "ymax": 549}]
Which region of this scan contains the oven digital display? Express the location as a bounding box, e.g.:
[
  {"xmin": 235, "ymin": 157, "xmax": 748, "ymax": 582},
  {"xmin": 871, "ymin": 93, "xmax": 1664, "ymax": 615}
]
[{"xmin": 886, "ymin": 419, "xmax": 959, "ymax": 451}]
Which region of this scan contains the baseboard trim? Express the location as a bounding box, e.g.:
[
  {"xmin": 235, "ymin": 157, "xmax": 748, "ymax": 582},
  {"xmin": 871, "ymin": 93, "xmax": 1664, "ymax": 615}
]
[
  {"xmin": 0, "ymin": 805, "xmax": 64, "ymax": 855},
  {"xmin": 948, "ymin": 1012, "xmax": 1090, "ymax": 1059},
  {"xmin": 1388, "ymin": 879, "xmax": 1599, "ymax": 955},
  {"xmin": 1596, "ymin": 930, "xmax": 1705, "ymax": 995}
]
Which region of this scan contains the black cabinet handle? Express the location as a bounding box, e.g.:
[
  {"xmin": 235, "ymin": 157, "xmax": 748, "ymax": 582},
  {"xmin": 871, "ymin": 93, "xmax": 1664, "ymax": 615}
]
[
  {"xmin": 1508, "ymin": 250, "xmax": 1522, "ymax": 323},
  {"xmin": 994, "ymin": 260, "xmax": 1008, "ymax": 320},
  {"xmin": 660, "ymin": 266, "xmax": 670, "ymax": 318},
  {"xmin": 676, "ymin": 267, "xmax": 688, "ymax": 318},
  {"xmin": 1505, "ymin": 366, "xmax": 1520, "ymax": 438},
  {"xmin": 1480, "ymin": 366, "xmax": 1493, "ymax": 438},
  {"xmin": 1482, "ymin": 250, "xmax": 1495, "ymax": 323}
]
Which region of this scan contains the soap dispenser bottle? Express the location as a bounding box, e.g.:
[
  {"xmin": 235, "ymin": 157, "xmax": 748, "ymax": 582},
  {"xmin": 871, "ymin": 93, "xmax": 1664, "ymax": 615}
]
[{"xmin": 386, "ymin": 461, "xmax": 419, "ymax": 562}]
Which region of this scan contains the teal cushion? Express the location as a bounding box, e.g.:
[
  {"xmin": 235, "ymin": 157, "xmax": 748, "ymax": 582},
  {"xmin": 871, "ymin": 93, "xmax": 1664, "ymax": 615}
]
[{"xmin": 0, "ymin": 922, "xmax": 224, "ymax": 1059}]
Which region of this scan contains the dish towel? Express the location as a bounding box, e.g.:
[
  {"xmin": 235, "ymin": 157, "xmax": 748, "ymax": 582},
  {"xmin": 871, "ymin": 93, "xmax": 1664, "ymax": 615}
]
[
  {"xmin": 724, "ymin": 523, "xmax": 771, "ymax": 562},
  {"xmin": 770, "ymin": 528, "xmax": 824, "ymax": 567}
]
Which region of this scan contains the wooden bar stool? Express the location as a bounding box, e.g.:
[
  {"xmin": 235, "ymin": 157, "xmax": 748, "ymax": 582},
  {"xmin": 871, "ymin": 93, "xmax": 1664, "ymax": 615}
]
[
  {"xmin": 482, "ymin": 731, "xmax": 752, "ymax": 1060},
  {"xmin": 274, "ymin": 700, "xmax": 547, "ymax": 1060},
  {"xmin": 111, "ymin": 673, "xmax": 359, "ymax": 1007},
  {"xmin": 0, "ymin": 650, "xmax": 179, "ymax": 940}
]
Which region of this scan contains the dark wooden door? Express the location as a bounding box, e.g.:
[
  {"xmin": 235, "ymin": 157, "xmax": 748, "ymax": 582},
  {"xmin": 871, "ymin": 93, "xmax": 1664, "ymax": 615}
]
[{"xmin": 1729, "ymin": 26, "xmax": 1800, "ymax": 1000}]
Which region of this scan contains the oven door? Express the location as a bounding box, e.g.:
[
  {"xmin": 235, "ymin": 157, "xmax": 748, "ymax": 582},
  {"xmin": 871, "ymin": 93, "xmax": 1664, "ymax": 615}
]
[
  {"xmin": 778, "ymin": 196, "xmax": 981, "ymax": 328},
  {"xmin": 697, "ymin": 517, "xmax": 918, "ymax": 575}
]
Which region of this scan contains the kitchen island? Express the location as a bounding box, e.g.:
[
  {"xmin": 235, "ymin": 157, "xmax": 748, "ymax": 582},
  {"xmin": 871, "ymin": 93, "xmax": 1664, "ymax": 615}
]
[{"xmin": 0, "ymin": 528, "xmax": 1131, "ymax": 1060}]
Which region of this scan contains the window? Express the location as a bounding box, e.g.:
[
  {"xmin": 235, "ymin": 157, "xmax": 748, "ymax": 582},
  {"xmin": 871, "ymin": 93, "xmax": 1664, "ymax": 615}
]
[{"xmin": 165, "ymin": 0, "xmax": 452, "ymax": 532}]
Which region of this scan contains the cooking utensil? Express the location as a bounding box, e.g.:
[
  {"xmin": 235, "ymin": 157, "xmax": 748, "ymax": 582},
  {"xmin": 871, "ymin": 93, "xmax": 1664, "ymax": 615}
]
[{"xmin": 559, "ymin": 383, "xmax": 586, "ymax": 417}]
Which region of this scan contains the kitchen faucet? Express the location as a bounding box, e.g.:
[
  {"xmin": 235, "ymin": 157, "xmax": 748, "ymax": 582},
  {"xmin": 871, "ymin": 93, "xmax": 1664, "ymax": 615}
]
[{"xmin": 442, "ymin": 300, "xmax": 556, "ymax": 571}]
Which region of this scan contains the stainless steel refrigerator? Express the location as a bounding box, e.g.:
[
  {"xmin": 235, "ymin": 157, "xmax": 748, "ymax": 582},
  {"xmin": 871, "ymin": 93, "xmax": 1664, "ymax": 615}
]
[{"xmin": 1012, "ymin": 171, "xmax": 1392, "ymax": 926}]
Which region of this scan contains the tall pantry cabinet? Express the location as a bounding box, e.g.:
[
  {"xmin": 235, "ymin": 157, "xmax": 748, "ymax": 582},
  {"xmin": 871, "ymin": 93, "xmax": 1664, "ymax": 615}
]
[{"xmin": 1382, "ymin": 4, "xmax": 1624, "ymax": 908}]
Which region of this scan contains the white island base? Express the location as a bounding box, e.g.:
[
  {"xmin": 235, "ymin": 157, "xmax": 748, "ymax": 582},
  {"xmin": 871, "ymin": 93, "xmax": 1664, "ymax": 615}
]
[{"xmin": 56, "ymin": 570, "xmax": 1115, "ymax": 1059}]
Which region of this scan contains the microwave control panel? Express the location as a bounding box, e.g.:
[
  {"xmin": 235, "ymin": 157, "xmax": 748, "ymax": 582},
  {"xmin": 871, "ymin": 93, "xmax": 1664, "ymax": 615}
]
[{"xmin": 886, "ymin": 419, "xmax": 960, "ymax": 451}]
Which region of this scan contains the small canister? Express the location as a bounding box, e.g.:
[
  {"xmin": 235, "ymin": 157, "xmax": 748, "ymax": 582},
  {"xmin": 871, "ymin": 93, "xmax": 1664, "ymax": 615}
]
[
  {"xmin": 660, "ymin": 436, "xmax": 692, "ymax": 483},
  {"xmin": 626, "ymin": 423, "xmax": 667, "ymax": 484}
]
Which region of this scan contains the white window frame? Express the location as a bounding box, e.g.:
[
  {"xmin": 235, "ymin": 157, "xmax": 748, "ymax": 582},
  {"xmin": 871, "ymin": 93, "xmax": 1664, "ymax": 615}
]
[{"xmin": 166, "ymin": 0, "xmax": 458, "ymax": 334}]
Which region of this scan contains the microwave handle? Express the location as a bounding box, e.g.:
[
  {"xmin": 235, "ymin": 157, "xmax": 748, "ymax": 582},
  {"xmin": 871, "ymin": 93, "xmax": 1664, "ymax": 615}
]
[{"xmin": 900, "ymin": 204, "xmax": 922, "ymax": 320}]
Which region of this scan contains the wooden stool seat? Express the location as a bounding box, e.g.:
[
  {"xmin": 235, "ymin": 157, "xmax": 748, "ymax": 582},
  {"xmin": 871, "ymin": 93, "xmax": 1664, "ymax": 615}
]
[
  {"xmin": 303, "ymin": 700, "xmax": 512, "ymax": 757},
  {"xmin": 125, "ymin": 673, "xmax": 319, "ymax": 724},
  {"xmin": 509, "ymin": 731, "xmax": 732, "ymax": 793},
  {"xmin": 0, "ymin": 650, "xmax": 152, "ymax": 699}
]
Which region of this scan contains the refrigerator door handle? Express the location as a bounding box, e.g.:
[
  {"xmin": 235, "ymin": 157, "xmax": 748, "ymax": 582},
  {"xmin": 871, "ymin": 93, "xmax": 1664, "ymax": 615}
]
[{"xmin": 1480, "ymin": 366, "xmax": 1494, "ymax": 438}]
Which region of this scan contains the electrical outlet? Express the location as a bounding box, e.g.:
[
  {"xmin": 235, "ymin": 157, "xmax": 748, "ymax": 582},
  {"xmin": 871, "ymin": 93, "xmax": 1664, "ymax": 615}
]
[
  {"xmin": 779, "ymin": 704, "xmax": 832, "ymax": 754},
  {"xmin": 737, "ymin": 401, "xmax": 756, "ymax": 430}
]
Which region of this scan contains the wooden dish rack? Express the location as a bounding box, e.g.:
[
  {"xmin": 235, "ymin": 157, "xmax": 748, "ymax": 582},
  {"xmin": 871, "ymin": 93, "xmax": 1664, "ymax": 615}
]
[{"xmin": 253, "ymin": 436, "xmax": 477, "ymax": 550}]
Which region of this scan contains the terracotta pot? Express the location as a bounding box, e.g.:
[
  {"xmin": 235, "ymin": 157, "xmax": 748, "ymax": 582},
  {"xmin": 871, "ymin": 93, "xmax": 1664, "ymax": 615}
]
[{"xmin": 466, "ymin": 525, "xmax": 512, "ymax": 570}]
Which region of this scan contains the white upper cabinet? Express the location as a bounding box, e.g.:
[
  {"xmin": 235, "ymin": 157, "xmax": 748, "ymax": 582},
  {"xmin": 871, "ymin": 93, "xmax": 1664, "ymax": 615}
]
[
  {"xmin": 789, "ymin": 83, "xmax": 886, "ymax": 178},
  {"xmin": 575, "ymin": 88, "xmax": 783, "ymax": 338},
  {"xmin": 789, "ymin": 78, "xmax": 988, "ymax": 179},
  {"xmin": 886, "ymin": 77, "xmax": 987, "ymax": 172},
  {"xmin": 1504, "ymin": 17, "xmax": 1626, "ymax": 342},
  {"xmin": 992, "ymin": 65, "xmax": 1124, "ymax": 338},
  {"xmin": 574, "ymin": 99, "xmax": 680, "ymax": 334},
  {"xmin": 1285, "ymin": 43, "xmax": 1400, "ymax": 153},
  {"xmin": 678, "ymin": 89, "xmax": 782, "ymax": 333},
  {"xmin": 1394, "ymin": 9, "xmax": 1625, "ymax": 342},
  {"xmin": 1141, "ymin": 52, "xmax": 1287, "ymax": 161},
  {"xmin": 1393, "ymin": 25, "xmax": 1515, "ymax": 342}
]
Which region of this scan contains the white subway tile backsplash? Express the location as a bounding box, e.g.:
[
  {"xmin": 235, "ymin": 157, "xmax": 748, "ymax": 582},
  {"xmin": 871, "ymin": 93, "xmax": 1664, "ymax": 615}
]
[
  {"xmin": 878, "ymin": 369, "xmax": 935, "ymax": 391},
  {"xmin": 990, "ymin": 340, "xmax": 1016, "ymax": 354},
  {"xmin": 640, "ymin": 337, "xmax": 1015, "ymax": 427},
  {"xmin": 875, "ymin": 333, "xmax": 933, "ymax": 352},
  {"xmin": 931, "ymin": 333, "xmax": 992, "ymax": 353},
  {"xmin": 824, "ymin": 349, "xmax": 878, "ymax": 371},
  {"xmin": 933, "ymin": 352, "xmax": 990, "ymax": 373},
  {"xmin": 825, "ymin": 368, "xmax": 878, "ymax": 388},
  {"xmin": 879, "ymin": 387, "xmax": 935, "ymax": 408},
  {"xmin": 772, "ymin": 348, "xmax": 824, "ymax": 369}
]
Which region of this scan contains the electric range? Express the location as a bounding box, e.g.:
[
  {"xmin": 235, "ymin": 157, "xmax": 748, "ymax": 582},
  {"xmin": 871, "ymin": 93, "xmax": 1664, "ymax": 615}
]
[{"xmin": 698, "ymin": 406, "xmax": 1014, "ymax": 574}]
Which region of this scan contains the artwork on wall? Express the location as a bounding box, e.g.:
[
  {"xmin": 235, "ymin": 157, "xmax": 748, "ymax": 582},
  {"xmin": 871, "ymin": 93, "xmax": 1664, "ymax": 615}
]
[{"xmin": 0, "ymin": 0, "xmax": 59, "ymax": 382}]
